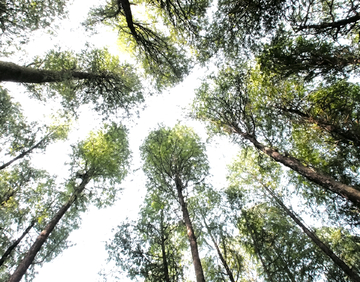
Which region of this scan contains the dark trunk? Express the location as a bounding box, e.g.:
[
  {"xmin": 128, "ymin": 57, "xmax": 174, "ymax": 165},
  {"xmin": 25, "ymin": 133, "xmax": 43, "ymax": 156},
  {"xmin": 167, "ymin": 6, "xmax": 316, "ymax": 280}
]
[
  {"xmin": 201, "ymin": 215, "xmax": 235, "ymax": 282},
  {"xmin": 0, "ymin": 61, "xmax": 106, "ymax": 83},
  {"xmin": 0, "ymin": 221, "xmax": 36, "ymax": 267},
  {"xmin": 263, "ymin": 184, "xmax": 360, "ymax": 282},
  {"xmin": 175, "ymin": 176, "xmax": 205, "ymax": 282},
  {"xmin": 0, "ymin": 133, "xmax": 51, "ymax": 170},
  {"xmin": 298, "ymin": 14, "xmax": 360, "ymax": 31},
  {"xmin": 7, "ymin": 175, "xmax": 91, "ymax": 282},
  {"xmin": 160, "ymin": 209, "xmax": 171, "ymax": 282},
  {"xmin": 232, "ymin": 125, "xmax": 360, "ymax": 207}
]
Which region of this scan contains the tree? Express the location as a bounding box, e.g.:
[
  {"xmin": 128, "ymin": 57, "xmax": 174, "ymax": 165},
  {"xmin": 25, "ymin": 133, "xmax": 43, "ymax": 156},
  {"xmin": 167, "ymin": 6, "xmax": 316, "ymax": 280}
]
[
  {"xmin": 258, "ymin": 34, "xmax": 360, "ymax": 81},
  {"xmin": 6, "ymin": 123, "xmax": 131, "ymax": 282},
  {"xmin": 141, "ymin": 125, "xmax": 209, "ymax": 282},
  {"xmin": 107, "ymin": 190, "xmax": 186, "ymax": 282},
  {"xmin": 226, "ymin": 149, "xmax": 360, "ymax": 281},
  {"xmin": 0, "ymin": 48, "xmax": 144, "ymax": 116},
  {"xmin": 0, "ymin": 0, "xmax": 68, "ymax": 53},
  {"xmin": 0, "ymin": 87, "xmax": 71, "ymax": 171},
  {"xmin": 191, "ymin": 66, "xmax": 360, "ymax": 208},
  {"xmin": 86, "ymin": 0, "xmax": 210, "ymax": 88},
  {"xmin": 198, "ymin": 0, "xmax": 360, "ymax": 61}
]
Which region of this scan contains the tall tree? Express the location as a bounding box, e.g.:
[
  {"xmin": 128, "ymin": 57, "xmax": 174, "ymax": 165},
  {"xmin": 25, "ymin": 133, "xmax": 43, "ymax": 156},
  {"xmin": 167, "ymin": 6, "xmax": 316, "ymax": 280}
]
[
  {"xmin": 0, "ymin": 0, "xmax": 67, "ymax": 53},
  {"xmin": 86, "ymin": 0, "xmax": 210, "ymax": 88},
  {"xmin": 0, "ymin": 49, "xmax": 144, "ymax": 116},
  {"xmin": 191, "ymin": 66, "xmax": 360, "ymax": 208},
  {"xmin": 6, "ymin": 123, "xmax": 131, "ymax": 282},
  {"xmin": 141, "ymin": 125, "xmax": 209, "ymax": 282},
  {"xmin": 227, "ymin": 149, "xmax": 360, "ymax": 281},
  {"xmin": 107, "ymin": 190, "xmax": 186, "ymax": 281}
]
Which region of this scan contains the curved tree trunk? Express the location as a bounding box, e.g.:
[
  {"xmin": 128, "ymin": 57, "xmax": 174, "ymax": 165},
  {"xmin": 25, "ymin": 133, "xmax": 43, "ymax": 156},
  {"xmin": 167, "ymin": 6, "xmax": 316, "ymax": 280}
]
[
  {"xmin": 231, "ymin": 125, "xmax": 360, "ymax": 207},
  {"xmin": 262, "ymin": 183, "xmax": 360, "ymax": 282},
  {"xmin": 7, "ymin": 175, "xmax": 91, "ymax": 282},
  {"xmin": 175, "ymin": 176, "xmax": 205, "ymax": 282}
]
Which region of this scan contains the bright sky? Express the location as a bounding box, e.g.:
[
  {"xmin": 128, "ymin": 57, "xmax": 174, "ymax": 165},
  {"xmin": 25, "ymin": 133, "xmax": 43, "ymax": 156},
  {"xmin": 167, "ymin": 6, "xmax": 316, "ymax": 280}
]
[{"xmin": 3, "ymin": 0, "xmax": 240, "ymax": 281}]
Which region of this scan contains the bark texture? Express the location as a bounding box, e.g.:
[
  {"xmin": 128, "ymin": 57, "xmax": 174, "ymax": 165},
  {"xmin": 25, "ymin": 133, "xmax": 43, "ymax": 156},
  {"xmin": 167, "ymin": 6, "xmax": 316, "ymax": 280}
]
[
  {"xmin": 175, "ymin": 176, "xmax": 205, "ymax": 282},
  {"xmin": 232, "ymin": 125, "xmax": 360, "ymax": 207},
  {"xmin": 0, "ymin": 61, "xmax": 104, "ymax": 83}
]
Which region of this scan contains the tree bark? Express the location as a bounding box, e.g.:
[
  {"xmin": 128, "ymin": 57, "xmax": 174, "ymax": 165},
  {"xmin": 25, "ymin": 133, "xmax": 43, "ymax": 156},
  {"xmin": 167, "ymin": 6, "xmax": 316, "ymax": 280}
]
[
  {"xmin": 0, "ymin": 221, "xmax": 36, "ymax": 267},
  {"xmin": 175, "ymin": 176, "xmax": 205, "ymax": 282},
  {"xmin": 262, "ymin": 184, "xmax": 360, "ymax": 282},
  {"xmin": 231, "ymin": 125, "xmax": 360, "ymax": 207},
  {"xmin": 7, "ymin": 176, "xmax": 91, "ymax": 282},
  {"xmin": 0, "ymin": 61, "xmax": 106, "ymax": 83}
]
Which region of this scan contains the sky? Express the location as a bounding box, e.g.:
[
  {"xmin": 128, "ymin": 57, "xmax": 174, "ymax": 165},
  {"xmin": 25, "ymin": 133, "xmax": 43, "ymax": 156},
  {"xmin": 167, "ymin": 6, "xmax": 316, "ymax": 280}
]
[{"xmin": 3, "ymin": 0, "xmax": 240, "ymax": 281}]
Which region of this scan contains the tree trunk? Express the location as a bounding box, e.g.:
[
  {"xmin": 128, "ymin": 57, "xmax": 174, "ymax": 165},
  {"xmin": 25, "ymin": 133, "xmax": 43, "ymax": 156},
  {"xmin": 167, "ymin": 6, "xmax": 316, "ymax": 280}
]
[
  {"xmin": 160, "ymin": 209, "xmax": 171, "ymax": 282},
  {"xmin": 0, "ymin": 133, "xmax": 52, "ymax": 170},
  {"xmin": 7, "ymin": 176, "xmax": 91, "ymax": 282},
  {"xmin": 262, "ymin": 184, "xmax": 360, "ymax": 282},
  {"xmin": 201, "ymin": 215, "xmax": 235, "ymax": 282},
  {"xmin": 231, "ymin": 125, "xmax": 360, "ymax": 207},
  {"xmin": 0, "ymin": 61, "xmax": 105, "ymax": 83},
  {"xmin": 0, "ymin": 221, "xmax": 36, "ymax": 267},
  {"xmin": 298, "ymin": 14, "xmax": 360, "ymax": 31},
  {"xmin": 175, "ymin": 176, "xmax": 205, "ymax": 282}
]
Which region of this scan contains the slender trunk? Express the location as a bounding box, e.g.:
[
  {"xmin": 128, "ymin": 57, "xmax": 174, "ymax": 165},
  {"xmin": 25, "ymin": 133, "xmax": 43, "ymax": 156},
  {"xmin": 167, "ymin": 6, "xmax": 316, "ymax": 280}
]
[
  {"xmin": 262, "ymin": 184, "xmax": 360, "ymax": 282},
  {"xmin": 0, "ymin": 133, "xmax": 51, "ymax": 171},
  {"xmin": 175, "ymin": 176, "xmax": 205, "ymax": 282},
  {"xmin": 160, "ymin": 209, "xmax": 171, "ymax": 282},
  {"xmin": 243, "ymin": 212, "xmax": 274, "ymax": 282},
  {"xmin": 201, "ymin": 215, "xmax": 235, "ymax": 282},
  {"xmin": 7, "ymin": 176, "xmax": 91, "ymax": 282},
  {"xmin": 0, "ymin": 221, "xmax": 36, "ymax": 267},
  {"xmin": 280, "ymin": 107, "xmax": 360, "ymax": 147},
  {"xmin": 0, "ymin": 61, "xmax": 107, "ymax": 83},
  {"xmin": 231, "ymin": 125, "xmax": 360, "ymax": 207}
]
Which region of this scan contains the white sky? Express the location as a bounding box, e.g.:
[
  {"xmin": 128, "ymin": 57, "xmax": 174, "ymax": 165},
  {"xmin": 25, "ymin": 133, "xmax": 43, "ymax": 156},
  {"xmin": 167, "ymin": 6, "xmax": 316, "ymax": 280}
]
[{"xmin": 2, "ymin": 0, "xmax": 240, "ymax": 281}]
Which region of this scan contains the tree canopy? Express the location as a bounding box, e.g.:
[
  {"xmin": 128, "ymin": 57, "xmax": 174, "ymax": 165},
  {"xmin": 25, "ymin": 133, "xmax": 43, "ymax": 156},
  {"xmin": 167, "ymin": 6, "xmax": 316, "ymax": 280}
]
[{"xmin": 1, "ymin": 0, "xmax": 360, "ymax": 280}]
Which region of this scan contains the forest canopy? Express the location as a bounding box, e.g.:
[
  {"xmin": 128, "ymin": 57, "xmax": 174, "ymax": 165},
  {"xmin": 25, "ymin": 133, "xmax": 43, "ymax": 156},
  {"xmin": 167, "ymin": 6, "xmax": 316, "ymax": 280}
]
[{"xmin": 1, "ymin": 0, "xmax": 360, "ymax": 281}]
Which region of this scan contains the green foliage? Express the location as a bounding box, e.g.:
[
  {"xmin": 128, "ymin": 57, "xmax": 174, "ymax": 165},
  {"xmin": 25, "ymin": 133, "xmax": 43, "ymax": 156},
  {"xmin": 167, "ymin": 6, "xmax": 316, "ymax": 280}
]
[
  {"xmin": 66, "ymin": 123, "xmax": 130, "ymax": 209},
  {"xmin": 0, "ymin": 0, "xmax": 67, "ymax": 53},
  {"xmin": 27, "ymin": 48, "xmax": 144, "ymax": 117},
  {"xmin": 106, "ymin": 189, "xmax": 186, "ymax": 281},
  {"xmin": 226, "ymin": 151, "xmax": 360, "ymax": 281},
  {"xmin": 141, "ymin": 124, "xmax": 209, "ymax": 189},
  {"xmin": 259, "ymin": 34, "xmax": 360, "ymax": 81}
]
